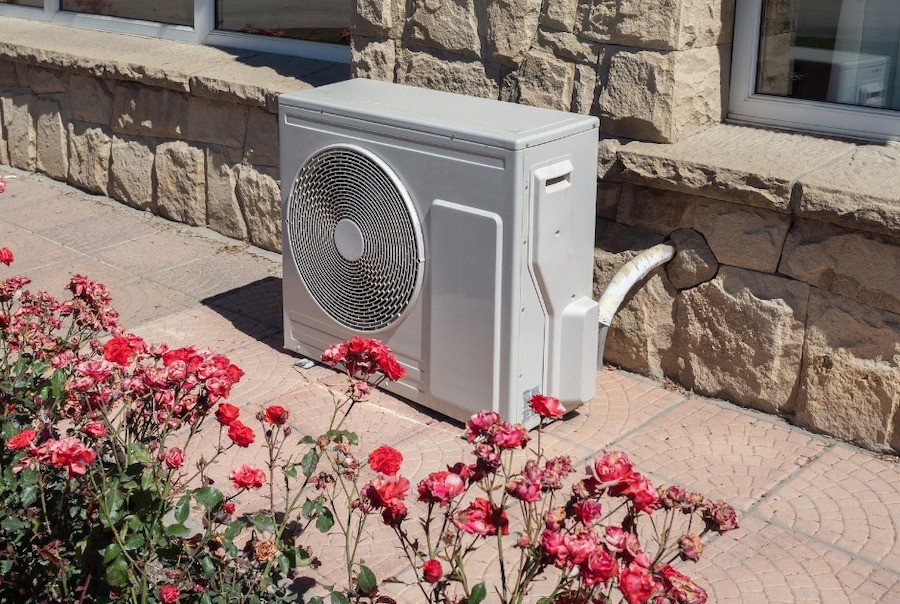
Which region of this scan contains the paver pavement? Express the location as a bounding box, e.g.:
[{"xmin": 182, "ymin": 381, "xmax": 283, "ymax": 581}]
[{"xmin": 1, "ymin": 168, "xmax": 899, "ymax": 602}]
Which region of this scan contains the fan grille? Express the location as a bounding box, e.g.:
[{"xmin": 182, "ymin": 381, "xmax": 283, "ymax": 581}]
[{"xmin": 286, "ymin": 145, "xmax": 424, "ymax": 332}]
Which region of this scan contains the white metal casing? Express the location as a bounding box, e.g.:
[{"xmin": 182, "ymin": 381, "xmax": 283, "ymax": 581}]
[{"xmin": 279, "ymin": 79, "xmax": 599, "ymax": 427}]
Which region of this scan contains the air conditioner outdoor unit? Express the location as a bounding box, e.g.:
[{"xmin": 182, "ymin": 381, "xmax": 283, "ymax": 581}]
[{"xmin": 279, "ymin": 79, "xmax": 599, "ymax": 427}]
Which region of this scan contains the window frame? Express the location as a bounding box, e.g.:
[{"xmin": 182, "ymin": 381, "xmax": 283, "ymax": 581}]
[
  {"xmin": 0, "ymin": 0, "xmax": 351, "ymax": 64},
  {"xmin": 730, "ymin": 0, "xmax": 900, "ymax": 141}
]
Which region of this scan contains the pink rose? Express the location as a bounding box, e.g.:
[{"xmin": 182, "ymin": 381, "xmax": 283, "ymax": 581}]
[
  {"xmin": 580, "ymin": 547, "xmax": 618, "ymax": 587},
  {"xmin": 611, "ymin": 473, "xmax": 660, "ymax": 513},
  {"xmin": 679, "ymin": 533, "xmax": 703, "ymax": 562},
  {"xmin": 589, "ymin": 450, "xmax": 634, "ymax": 489},
  {"xmin": 164, "ymin": 447, "xmax": 185, "ymax": 470},
  {"xmin": 418, "ymin": 470, "xmax": 465, "ymax": 506},
  {"xmin": 465, "ymin": 411, "xmax": 500, "ymax": 442},
  {"xmin": 619, "ymin": 563, "xmax": 659, "ymax": 604},
  {"xmin": 489, "ymin": 422, "xmax": 529, "ymax": 449},
  {"xmin": 572, "ymin": 500, "xmax": 602, "ymax": 525},
  {"xmin": 540, "ymin": 529, "xmax": 568, "ymax": 568},
  {"xmin": 422, "ymin": 558, "xmax": 443, "ymax": 583},
  {"xmin": 528, "ymin": 393, "xmax": 566, "ymax": 419},
  {"xmin": 82, "ymin": 421, "xmax": 106, "ymax": 439},
  {"xmin": 661, "ymin": 565, "xmax": 707, "ymax": 604}
]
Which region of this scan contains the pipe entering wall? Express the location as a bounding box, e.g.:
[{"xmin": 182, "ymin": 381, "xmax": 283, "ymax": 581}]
[{"xmin": 596, "ymin": 243, "xmax": 676, "ymax": 367}]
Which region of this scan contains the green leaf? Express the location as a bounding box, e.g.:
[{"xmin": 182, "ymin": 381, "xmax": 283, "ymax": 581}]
[
  {"xmin": 326, "ymin": 429, "xmax": 358, "ymax": 446},
  {"xmin": 330, "ymin": 593, "xmax": 349, "ymax": 604},
  {"xmin": 306, "ymin": 597, "xmax": 324, "ymax": 604},
  {"xmin": 193, "ymin": 487, "xmax": 224, "ymax": 510},
  {"xmin": 0, "ymin": 516, "xmax": 24, "ymax": 532},
  {"xmin": 251, "ymin": 514, "xmax": 275, "ymax": 534},
  {"xmin": 357, "ymin": 565, "xmax": 376, "ymax": 595},
  {"xmin": 224, "ymin": 520, "xmax": 243, "ymax": 541},
  {"xmin": 277, "ymin": 554, "xmax": 290, "ymax": 575},
  {"xmin": 19, "ymin": 485, "xmax": 37, "ymax": 508},
  {"xmin": 282, "ymin": 464, "xmax": 297, "ymax": 479},
  {"xmin": 50, "ymin": 369, "xmax": 67, "ymax": 400},
  {"xmin": 102, "ymin": 544, "xmax": 122, "ymax": 565},
  {"xmin": 127, "ymin": 441, "xmax": 152, "ymax": 464},
  {"xmin": 200, "ymin": 556, "xmax": 217, "ymax": 579},
  {"xmin": 123, "ymin": 533, "xmax": 145, "ymax": 551},
  {"xmin": 165, "ymin": 523, "xmax": 190, "ymax": 537},
  {"xmin": 101, "ymin": 489, "xmax": 125, "ymax": 526},
  {"xmin": 199, "ymin": 595, "xmax": 213, "ymax": 604},
  {"xmin": 468, "ymin": 583, "xmax": 487, "ymax": 604},
  {"xmin": 316, "ymin": 506, "xmax": 334, "ymax": 533},
  {"xmin": 302, "ymin": 499, "xmax": 316, "ymax": 519},
  {"xmin": 174, "ymin": 494, "xmax": 191, "ymax": 524},
  {"xmin": 105, "ymin": 556, "xmax": 129, "ymax": 588},
  {"xmin": 537, "ymin": 599, "xmax": 553, "ymax": 604},
  {"xmin": 140, "ymin": 467, "xmax": 155, "ymax": 491},
  {"xmin": 299, "ymin": 435, "xmax": 316, "ymax": 445},
  {"xmin": 301, "ymin": 448, "xmax": 320, "ymax": 478},
  {"xmin": 0, "ymin": 559, "xmax": 13, "ymax": 575}
]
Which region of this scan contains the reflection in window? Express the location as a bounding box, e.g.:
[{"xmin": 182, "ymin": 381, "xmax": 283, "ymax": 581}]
[
  {"xmin": 60, "ymin": 0, "xmax": 193, "ymax": 26},
  {"xmin": 0, "ymin": 0, "xmax": 44, "ymax": 7},
  {"xmin": 216, "ymin": 0, "xmax": 352, "ymax": 45},
  {"xmin": 758, "ymin": 0, "xmax": 900, "ymax": 110}
]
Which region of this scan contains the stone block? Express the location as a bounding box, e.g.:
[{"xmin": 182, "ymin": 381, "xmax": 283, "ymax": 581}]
[
  {"xmin": 69, "ymin": 75, "xmax": 114, "ymax": 124},
  {"xmin": 236, "ymin": 164, "xmax": 281, "ymax": 252},
  {"xmin": 112, "ymin": 83, "xmax": 187, "ymax": 138},
  {"xmin": 33, "ymin": 95, "xmax": 68, "ymax": 180},
  {"xmin": 796, "ymin": 291, "xmax": 900, "ymax": 453},
  {"xmin": 186, "ymin": 97, "xmax": 247, "ymax": 148},
  {"xmin": 0, "ymin": 103, "xmax": 7, "ymax": 166},
  {"xmin": 408, "ymin": 0, "xmax": 482, "ymax": 59},
  {"xmin": 795, "ymin": 144, "xmax": 900, "ymax": 237},
  {"xmin": 537, "ymin": 28, "xmax": 602, "ymax": 64},
  {"xmin": 396, "ymin": 48, "xmax": 500, "ymax": 99},
  {"xmin": 599, "ymin": 45, "xmax": 725, "ymax": 143},
  {"xmin": 571, "ymin": 62, "xmax": 599, "ymax": 114},
  {"xmin": 500, "ymin": 50, "xmax": 575, "ymax": 111},
  {"xmin": 352, "ymin": 0, "xmax": 399, "ymax": 37},
  {"xmin": 243, "ymin": 108, "xmax": 279, "ymax": 168},
  {"xmin": 28, "ymin": 67, "xmax": 68, "ymax": 94},
  {"xmin": 597, "ymin": 135, "xmax": 627, "ymax": 180},
  {"xmin": 206, "ymin": 145, "xmax": 248, "ymax": 241},
  {"xmin": 596, "ymin": 183, "xmax": 620, "ymax": 221},
  {"xmin": 674, "ymin": 266, "xmax": 809, "ymax": 414},
  {"xmin": 67, "ymin": 122, "xmax": 112, "ymax": 194},
  {"xmin": 692, "ymin": 198, "xmax": 790, "ymax": 273},
  {"xmin": 540, "ymin": 0, "xmax": 579, "ymax": 32},
  {"xmin": 109, "ymin": 135, "xmax": 156, "ymax": 211},
  {"xmin": 350, "ymin": 37, "xmax": 398, "ymax": 83},
  {"xmin": 595, "ymin": 247, "xmax": 678, "ymax": 379},
  {"xmin": 616, "ymin": 185, "xmax": 695, "ymax": 235},
  {"xmin": 485, "ymin": 0, "xmax": 543, "ymax": 67},
  {"xmin": 155, "ymin": 141, "xmax": 206, "ymax": 226},
  {"xmin": 0, "ymin": 61, "xmax": 27, "ymax": 87},
  {"xmin": 678, "ymin": 0, "xmax": 735, "ymax": 48},
  {"xmin": 595, "ymin": 217, "xmax": 666, "ymax": 254},
  {"xmin": 665, "ymin": 227, "xmax": 717, "ymax": 289},
  {"xmin": 779, "ymin": 220, "xmax": 900, "ymax": 316},
  {"xmin": 617, "ymin": 124, "xmax": 855, "ymax": 211},
  {"xmin": 2, "ymin": 94, "xmax": 36, "ymax": 171}
]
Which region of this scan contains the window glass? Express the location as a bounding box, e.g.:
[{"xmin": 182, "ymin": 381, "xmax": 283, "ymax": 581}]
[
  {"xmin": 60, "ymin": 0, "xmax": 193, "ymax": 26},
  {"xmin": 758, "ymin": 0, "xmax": 900, "ymax": 110},
  {"xmin": 0, "ymin": 0, "xmax": 43, "ymax": 7},
  {"xmin": 216, "ymin": 0, "xmax": 351, "ymax": 45}
]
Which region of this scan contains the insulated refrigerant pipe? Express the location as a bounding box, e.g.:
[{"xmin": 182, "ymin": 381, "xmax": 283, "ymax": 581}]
[{"xmin": 596, "ymin": 243, "xmax": 676, "ymax": 367}]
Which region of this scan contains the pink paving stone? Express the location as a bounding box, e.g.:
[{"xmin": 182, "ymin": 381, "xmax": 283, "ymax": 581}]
[
  {"xmin": 24, "ymin": 253, "xmax": 135, "ymax": 298},
  {"xmin": 0, "ymin": 178, "xmax": 113, "ymax": 229},
  {"xmin": 613, "ymin": 397, "xmax": 827, "ymax": 511},
  {"xmin": 37, "ymin": 211, "xmax": 158, "ymax": 253},
  {"xmin": 754, "ymin": 445, "xmax": 900, "ymax": 571},
  {"xmin": 94, "ymin": 228, "xmax": 220, "ymax": 277},
  {"xmin": 132, "ymin": 304, "xmax": 278, "ymax": 353},
  {"xmin": 0, "ymin": 226, "xmax": 71, "ymax": 272},
  {"xmin": 108, "ymin": 277, "xmax": 197, "ymax": 327},
  {"xmin": 220, "ymin": 341, "xmax": 313, "ymax": 408},
  {"xmin": 147, "ymin": 249, "xmax": 279, "ymax": 302},
  {"xmin": 544, "ymin": 368, "xmax": 686, "ymax": 448},
  {"xmin": 688, "ymin": 516, "xmax": 900, "ymax": 603}
]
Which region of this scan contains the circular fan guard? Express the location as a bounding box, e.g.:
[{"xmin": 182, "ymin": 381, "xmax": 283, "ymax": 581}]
[{"xmin": 286, "ymin": 145, "xmax": 424, "ymax": 332}]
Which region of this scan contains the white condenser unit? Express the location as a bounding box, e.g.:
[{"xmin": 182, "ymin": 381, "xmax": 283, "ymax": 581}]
[{"xmin": 279, "ymin": 79, "xmax": 599, "ymax": 426}]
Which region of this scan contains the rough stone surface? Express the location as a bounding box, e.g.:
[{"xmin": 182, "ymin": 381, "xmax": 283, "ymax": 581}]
[
  {"xmin": 396, "ymin": 48, "xmax": 500, "ymax": 99},
  {"xmin": 795, "ymin": 144, "xmax": 900, "ymax": 237},
  {"xmin": 671, "ymin": 44, "xmax": 726, "ymax": 142},
  {"xmin": 206, "ymin": 145, "xmax": 248, "ymax": 241},
  {"xmin": 186, "ymin": 98, "xmax": 247, "ymax": 148},
  {"xmin": 2, "ymin": 94, "xmax": 36, "ymax": 171},
  {"xmin": 571, "ymin": 62, "xmax": 599, "ymax": 114},
  {"xmin": 485, "ymin": 0, "xmax": 543, "ymax": 67},
  {"xmin": 678, "ymin": 0, "xmax": 735, "ymax": 48},
  {"xmin": 350, "ymin": 37, "xmax": 397, "ymax": 82},
  {"xmin": 155, "ymin": 141, "xmax": 206, "ymax": 226},
  {"xmin": 0, "ymin": 104, "xmax": 7, "ymax": 166},
  {"xmin": 617, "ymin": 124, "xmax": 856, "ymax": 210},
  {"xmin": 0, "ymin": 61, "xmax": 28, "ymax": 88},
  {"xmin": 779, "ymin": 220, "xmax": 900, "ymax": 316},
  {"xmin": 67, "ymin": 122, "xmax": 112, "ymax": 194},
  {"xmin": 33, "ymin": 95, "xmax": 68, "ymax": 180},
  {"xmin": 597, "ymin": 135, "xmax": 627, "ymax": 179},
  {"xmin": 28, "ymin": 67, "xmax": 68, "ymax": 94},
  {"xmin": 540, "ymin": 0, "xmax": 579, "ymax": 31},
  {"xmin": 68, "ymin": 75, "xmax": 114, "ymax": 124},
  {"xmin": 353, "ymin": 0, "xmax": 399, "ymax": 37},
  {"xmin": 595, "ymin": 183, "xmax": 620, "ymax": 221},
  {"xmin": 109, "ymin": 136, "xmax": 156, "ymax": 211},
  {"xmin": 692, "ymin": 198, "xmax": 790, "ymax": 273},
  {"xmin": 408, "ymin": 0, "xmax": 482, "ymax": 59},
  {"xmin": 243, "ymin": 108, "xmax": 279, "ymax": 168},
  {"xmin": 595, "ymin": 217, "xmax": 666, "ymax": 253},
  {"xmin": 501, "ymin": 50, "xmax": 575, "ymax": 111},
  {"xmin": 236, "ymin": 164, "xmax": 281, "ymax": 252},
  {"xmin": 616, "ymin": 185, "xmax": 694, "ymax": 235},
  {"xmin": 112, "ymin": 83, "xmax": 187, "ymax": 138},
  {"xmin": 594, "ymin": 248, "xmax": 678, "ymax": 379},
  {"xmin": 796, "ymin": 291, "xmax": 900, "ymax": 452},
  {"xmin": 583, "ymin": 0, "xmax": 681, "ymax": 50},
  {"xmin": 665, "ymin": 227, "xmax": 717, "ymax": 289},
  {"xmin": 674, "ymin": 266, "xmax": 809, "ymax": 414},
  {"xmin": 537, "ymin": 28, "xmax": 602, "ymax": 64}
]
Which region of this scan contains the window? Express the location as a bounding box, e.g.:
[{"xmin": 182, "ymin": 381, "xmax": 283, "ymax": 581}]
[
  {"xmin": 0, "ymin": 0, "xmax": 350, "ymax": 63},
  {"xmin": 731, "ymin": 0, "xmax": 900, "ymax": 140}
]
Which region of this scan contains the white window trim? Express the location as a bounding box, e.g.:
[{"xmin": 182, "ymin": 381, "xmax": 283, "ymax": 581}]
[
  {"xmin": 0, "ymin": 0, "xmax": 350, "ymax": 64},
  {"xmin": 730, "ymin": 0, "xmax": 900, "ymax": 141}
]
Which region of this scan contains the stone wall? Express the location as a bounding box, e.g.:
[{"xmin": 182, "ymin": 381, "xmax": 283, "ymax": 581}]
[
  {"xmin": 352, "ymin": 0, "xmax": 734, "ymax": 144},
  {"xmin": 0, "ymin": 59, "xmax": 283, "ymax": 252}
]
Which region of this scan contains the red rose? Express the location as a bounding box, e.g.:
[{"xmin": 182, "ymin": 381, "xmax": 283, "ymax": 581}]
[
  {"xmin": 540, "ymin": 529, "xmax": 568, "ymax": 568},
  {"xmin": 230, "ymin": 464, "xmax": 266, "ymax": 490},
  {"xmin": 159, "ymin": 584, "xmax": 180, "ymax": 603},
  {"xmin": 6, "ymin": 428, "xmax": 37, "ymax": 451},
  {"xmin": 368, "ymin": 445, "xmax": 403, "ymax": 475},
  {"xmin": 589, "ymin": 450, "xmax": 634, "ymax": 489},
  {"xmin": 223, "ymin": 502, "xmax": 235, "ymax": 514},
  {"xmin": 0, "ymin": 248, "xmax": 13, "ymax": 266},
  {"xmin": 465, "ymin": 411, "xmax": 500, "ymax": 442},
  {"xmin": 82, "ymin": 421, "xmax": 106, "ymax": 439},
  {"xmin": 452, "ymin": 498, "xmax": 508, "ymax": 536},
  {"xmin": 362, "ymin": 474, "xmax": 409, "ymax": 525},
  {"xmin": 215, "ymin": 403, "xmax": 240, "ymax": 426},
  {"xmin": 227, "ymin": 421, "xmax": 255, "ymax": 447},
  {"xmin": 619, "ymin": 564, "xmax": 659, "ymax": 604},
  {"xmin": 417, "ymin": 470, "xmax": 465, "ymax": 506},
  {"xmin": 661, "ymin": 566, "xmax": 707, "ymax": 604},
  {"xmin": 103, "ymin": 334, "xmax": 146, "ymax": 365},
  {"xmin": 529, "ymin": 394, "xmax": 566, "ymax": 420},
  {"xmin": 421, "ymin": 558, "xmax": 443, "ymax": 583},
  {"xmin": 164, "ymin": 447, "xmax": 185, "ymax": 470},
  {"xmin": 43, "ymin": 437, "xmax": 97, "ymax": 477},
  {"xmin": 572, "ymin": 500, "xmax": 602, "ymax": 525},
  {"xmin": 581, "ymin": 548, "xmax": 619, "ymax": 587},
  {"xmin": 489, "ymin": 422, "xmax": 529, "ymax": 449},
  {"xmin": 263, "ymin": 405, "xmax": 289, "ymax": 425},
  {"xmin": 0, "ymin": 176, "xmax": 6, "ymax": 194},
  {"xmin": 610, "ymin": 473, "xmax": 660, "ymax": 514}
]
